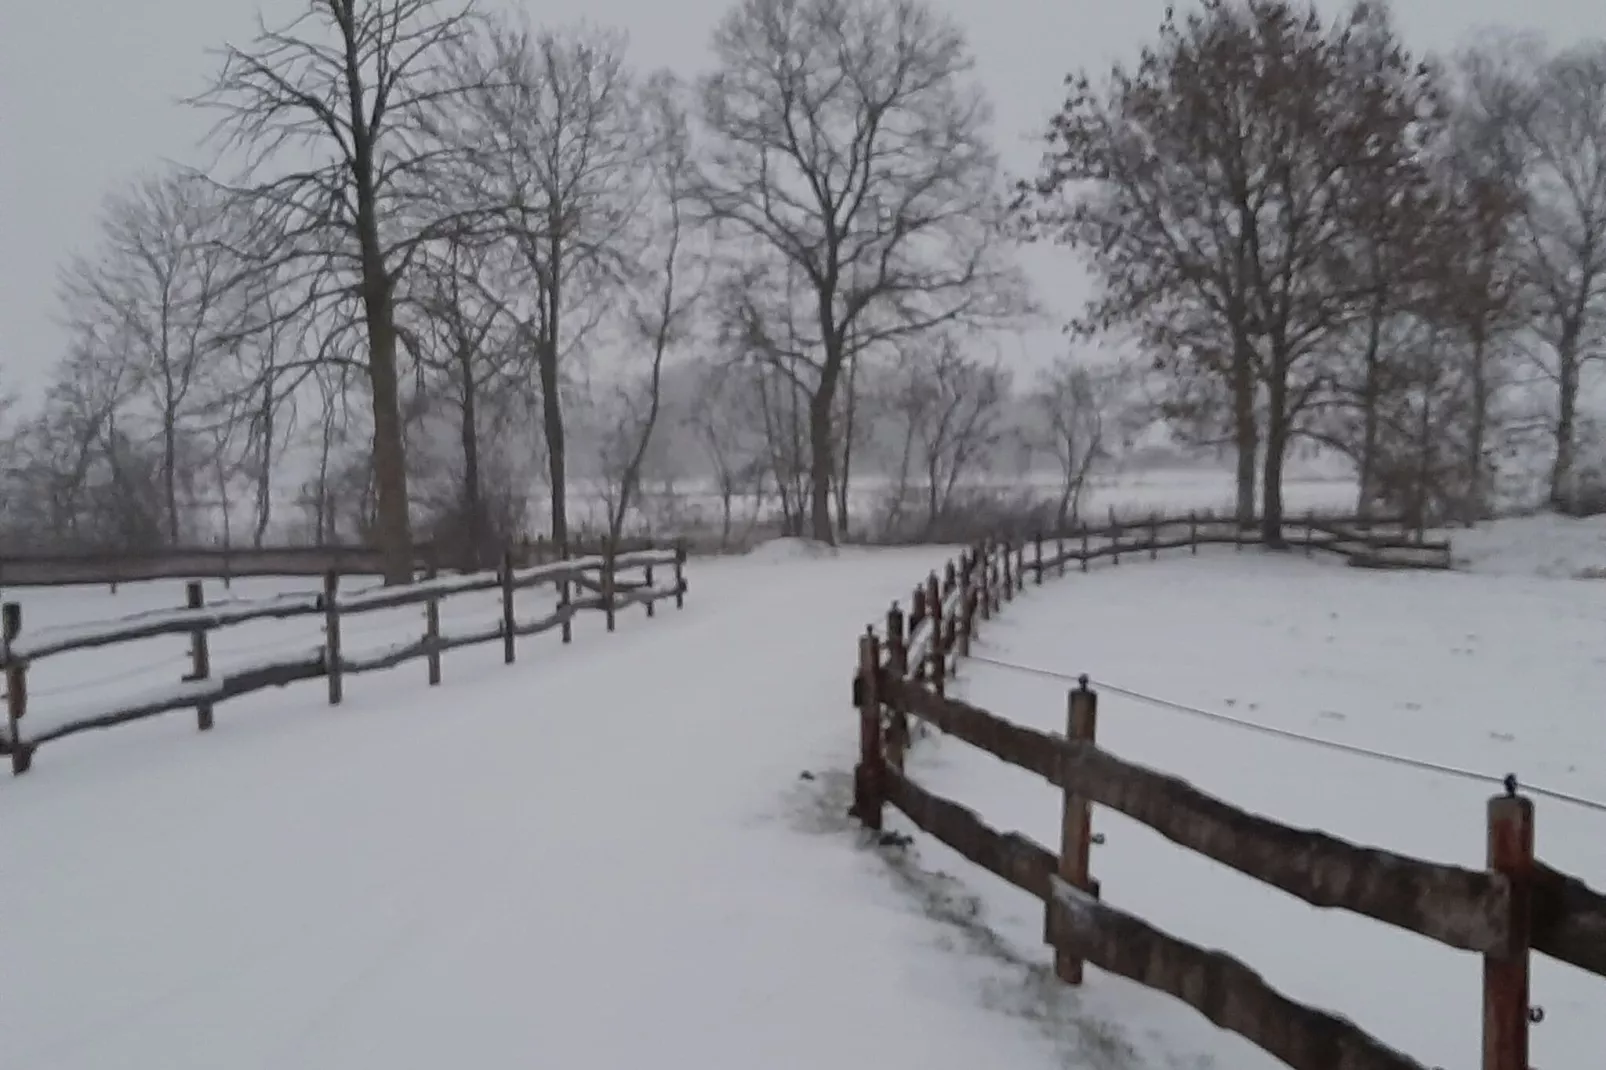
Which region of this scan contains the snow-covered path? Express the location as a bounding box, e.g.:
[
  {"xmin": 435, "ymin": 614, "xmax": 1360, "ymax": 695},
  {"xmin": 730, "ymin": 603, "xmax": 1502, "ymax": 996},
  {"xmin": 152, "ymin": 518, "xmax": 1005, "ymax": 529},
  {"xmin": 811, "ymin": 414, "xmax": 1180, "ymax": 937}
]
[{"xmin": 0, "ymin": 546, "xmax": 1071, "ymax": 1070}]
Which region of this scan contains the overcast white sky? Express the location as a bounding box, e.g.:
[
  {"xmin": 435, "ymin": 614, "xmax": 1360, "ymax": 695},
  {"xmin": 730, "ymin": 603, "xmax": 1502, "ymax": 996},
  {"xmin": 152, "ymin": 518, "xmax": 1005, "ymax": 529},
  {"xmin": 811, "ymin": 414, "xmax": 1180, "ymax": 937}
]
[{"xmin": 2, "ymin": 0, "xmax": 1599, "ymax": 405}]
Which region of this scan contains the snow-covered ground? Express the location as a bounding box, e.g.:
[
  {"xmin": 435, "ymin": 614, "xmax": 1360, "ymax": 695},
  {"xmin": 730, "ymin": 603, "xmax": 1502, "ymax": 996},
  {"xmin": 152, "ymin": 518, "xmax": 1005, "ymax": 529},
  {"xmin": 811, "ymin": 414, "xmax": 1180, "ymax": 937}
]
[
  {"xmin": 0, "ymin": 543, "xmax": 1087, "ymax": 1070},
  {"xmin": 2, "ymin": 507, "xmax": 1601, "ymax": 1069},
  {"xmin": 904, "ymin": 514, "xmax": 1606, "ymax": 1069}
]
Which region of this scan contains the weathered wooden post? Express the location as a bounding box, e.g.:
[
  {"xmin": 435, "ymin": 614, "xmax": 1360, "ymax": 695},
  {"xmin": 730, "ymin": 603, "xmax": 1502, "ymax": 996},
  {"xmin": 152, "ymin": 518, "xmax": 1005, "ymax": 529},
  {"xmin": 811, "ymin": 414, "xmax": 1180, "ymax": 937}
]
[
  {"xmin": 644, "ymin": 557, "xmax": 656, "ymax": 619},
  {"xmin": 1079, "ymin": 524, "xmax": 1090, "ymax": 573},
  {"xmin": 4, "ymin": 601, "xmax": 29, "ymax": 774},
  {"xmin": 1016, "ymin": 541, "xmax": 1027, "ymax": 591},
  {"xmin": 885, "ymin": 604, "xmax": 908, "ymax": 772},
  {"xmin": 1002, "ymin": 541, "xmax": 1015, "ymax": 601},
  {"xmin": 1483, "ymin": 783, "xmax": 1534, "ymax": 1070},
  {"xmin": 603, "ymin": 543, "xmax": 618, "ymax": 633},
  {"xmin": 850, "ymin": 628, "xmax": 884, "ymax": 831},
  {"xmin": 1054, "ymin": 676, "xmax": 1099, "ymax": 984},
  {"xmin": 322, "ymin": 571, "xmax": 343, "ymax": 706},
  {"xmin": 185, "ymin": 581, "xmax": 214, "ymax": 731},
  {"xmin": 1109, "ymin": 508, "xmax": 1122, "ymax": 566},
  {"xmin": 926, "ymin": 572, "xmax": 944, "ymax": 692},
  {"xmin": 978, "ymin": 541, "xmax": 993, "ymax": 622},
  {"xmin": 501, "ymin": 548, "xmax": 517, "ymax": 664},
  {"xmin": 559, "ymin": 544, "xmax": 574, "ymax": 644},
  {"xmin": 424, "ymin": 553, "xmax": 442, "ymax": 687},
  {"xmin": 673, "ymin": 540, "xmax": 686, "ymax": 610},
  {"xmin": 943, "ymin": 558, "xmax": 958, "ymax": 596},
  {"xmin": 910, "ymin": 584, "xmax": 929, "ymax": 681},
  {"xmin": 1057, "ymin": 530, "xmax": 1066, "ymax": 577},
  {"xmin": 1034, "ymin": 533, "xmax": 1044, "ymax": 585}
]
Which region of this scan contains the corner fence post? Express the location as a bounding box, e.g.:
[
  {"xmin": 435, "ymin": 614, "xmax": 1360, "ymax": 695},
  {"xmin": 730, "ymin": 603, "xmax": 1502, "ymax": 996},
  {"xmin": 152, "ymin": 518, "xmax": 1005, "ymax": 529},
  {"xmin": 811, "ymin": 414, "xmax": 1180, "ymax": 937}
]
[
  {"xmin": 501, "ymin": 548, "xmax": 517, "ymax": 664},
  {"xmin": 1053, "ymin": 676, "xmax": 1099, "ymax": 985},
  {"xmin": 885, "ymin": 604, "xmax": 908, "ymax": 772},
  {"xmin": 673, "ymin": 540, "xmax": 686, "ymax": 610},
  {"xmin": 322, "ymin": 571, "xmax": 343, "ymax": 706},
  {"xmin": 186, "ymin": 581, "xmax": 214, "ymax": 731},
  {"xmin": 1483, "ymin": 785, "xmax": 1534, "ymax": 1070},
  {"xmin": 4, "ymin": 601, "xmax": 30, "ymax": 774},
  {"xmin": 424, "ymin": 551, "xmax": 442, "ymax": 686},
  {"xmin": 850, "ymin": 629, "xmax": 885, "ymax": 831}
]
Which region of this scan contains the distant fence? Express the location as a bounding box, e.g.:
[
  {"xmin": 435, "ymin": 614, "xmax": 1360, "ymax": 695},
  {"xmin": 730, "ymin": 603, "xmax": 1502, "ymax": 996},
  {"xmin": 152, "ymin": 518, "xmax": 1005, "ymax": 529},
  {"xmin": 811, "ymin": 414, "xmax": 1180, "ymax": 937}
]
[
  {"xmin": 847, "ymin": 517, "xmax": 1606, "ymax": 1070},
  {"xmin": 0, "ymin": 544, "xmax": 688, "ymax": 776},
  {"xmin": 0, "ymin": 535, "xmax": 665, "ymax": 589},
  {"xmin": 0, "ymin": 507, "xmax": 1452, "ymax": 591}
]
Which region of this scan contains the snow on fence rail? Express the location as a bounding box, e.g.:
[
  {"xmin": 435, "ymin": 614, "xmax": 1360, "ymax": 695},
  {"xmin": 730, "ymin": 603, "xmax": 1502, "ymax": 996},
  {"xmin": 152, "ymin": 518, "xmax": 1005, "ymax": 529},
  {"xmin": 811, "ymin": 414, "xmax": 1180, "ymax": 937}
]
[
  {"xmin": 0, "ymin": 545, "xmax": 688, "ymax": 776},
  {"xmin": 849, "ymin": 517, "xmax": 1606, "ymax": 1070},
  {"xmin": 0, "ymin": 534, "xmax": 666, "ymax": 589}
]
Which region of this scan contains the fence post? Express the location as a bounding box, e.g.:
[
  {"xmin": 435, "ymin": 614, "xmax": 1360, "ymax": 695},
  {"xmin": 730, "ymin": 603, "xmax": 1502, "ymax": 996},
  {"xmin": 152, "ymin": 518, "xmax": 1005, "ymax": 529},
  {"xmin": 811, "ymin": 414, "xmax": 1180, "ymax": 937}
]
[
  {"xmin": 978, "ymin": 542, "xmax": 993, "ymax": 621},
  {"xmin": 1110, "ymin": 509, "xmax": 1121, "ymax": 566},
  {"xmin": 673, "ymin": 539, "xmax": 686, "ymax": 610},
  {"xmin": 604, "ymin": 543, "xmax": 617, "ymax": 633},
  {"xmin": 1034, "ymin": 533, "xmax": 1044, "ymax": 585},
  {"xmin": 1080, "ymin": 524, "xmax": 1090, "ymax": 573},
  {"xmin": 424, "ymin": 553, "xmax": 442, "ymax": 687},
  {"xmin": 1483, "ymin": 785, "xmax": 1534, "ymax": 1070},
  {"xmin": 1016, "ymin": 542, "xmax": 1027, "ymax": 591},
  {"xmin": 850, "ymin": 629, "xmax": 884, "ymax": 832},
  {"xmin": 1057, "ymin": 530, "xmax": 1066, "ymax": 576},
  {"xmin": 1189, "ymin": 511, "xmax": 1199, "ymax": 556},
  {"xmin": 560, "ymin": 544, "xmax": 574, "ymax": 644},
  {"xmin": 910, "ymin": 585, "xmax": 928, "ymax": 681},
  {"xmin": 185, "ymin": 581, "xmax": 214, "ymax": 731},
  {"xmin": 1003, "ymin": 542, "xmax": 1015, "ymax": 601},
  {"xmin": 323, "ymin": 571, "xmax": 343, "ymax": 706},
  {"xmin": 1053, "ymin": 676, "xmax": 1099, "ymax": 985},
  {"xmin": 885, "ymin": 604, "xmax": 908, "ymax": 772},
  {"xmin": 1305, "ymin": 510, "xmax": 1316, "ymax": 557},
  {"xmin": 1150, "ymin": 513, "xmax": 1160, "ymax": 560},
  {"xmin": 501, "ymin": 548, "xmax": 517, "ymax": 664},
  {"xmin": 4, "ymin": 602, "xmax": 30, "ymax": 775},
  {"xmin": 926, "ymin": 572, "xmax": 944, "ymax": 693},
  {"xmin": 943, "ymin": 558, "xmax": 957, "ymax": 596},
  {"xmin": 643, "ymin": 556, "xmax": 657, "ymax": 618}
]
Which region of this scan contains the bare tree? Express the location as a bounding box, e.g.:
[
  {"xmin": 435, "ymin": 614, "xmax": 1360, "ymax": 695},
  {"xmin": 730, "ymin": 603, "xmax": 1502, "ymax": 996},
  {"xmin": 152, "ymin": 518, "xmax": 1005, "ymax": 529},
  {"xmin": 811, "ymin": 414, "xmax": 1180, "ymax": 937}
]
[
  {"xmin": 1022, "ymin": 0, "xmax": 1440, "ymax": 543},
  {"xmin": 882, "ymin": 337, "xmax": 1009, "ymax": 537},
  {"xmin": 445, "ymin": 19, "xmax": 651, "ymax": 552},
  {"xmin": 693, "ymin": 0, "xmax": 1025, "ymax": 544},
  {"xmin": 1031, "ymin": 357, "xmax": 1135, "ymax": 530},
  {"xmin": 57, "ymin": 169, "xmax": 237, "ymax": 543},
  {"xmin": 1502, "ymin": 40, "xmax": 1606, "ymax": 509},
  {"xmin": 191, "ymin": 0, "xmax": 488, "ymax": 581},
  {"xmin": 590, "ymin": 78, "xmax": 707, "ymax": 546}
]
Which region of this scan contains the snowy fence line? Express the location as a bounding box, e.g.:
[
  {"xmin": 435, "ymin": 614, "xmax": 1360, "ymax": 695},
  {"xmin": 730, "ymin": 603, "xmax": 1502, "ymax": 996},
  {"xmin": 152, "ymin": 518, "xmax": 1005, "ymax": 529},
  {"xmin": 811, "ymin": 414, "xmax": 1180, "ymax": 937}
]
[
  {"xmin": 0, "ymin": 544, "xmax": 689, "ymax": 775},
  {"xmin": 849, "ymin": 526, "xmax": 1605, "ymax": 1070},
  {"xmin": 0, "ymin": 534, "xmax": 666, "ymax": 590}
]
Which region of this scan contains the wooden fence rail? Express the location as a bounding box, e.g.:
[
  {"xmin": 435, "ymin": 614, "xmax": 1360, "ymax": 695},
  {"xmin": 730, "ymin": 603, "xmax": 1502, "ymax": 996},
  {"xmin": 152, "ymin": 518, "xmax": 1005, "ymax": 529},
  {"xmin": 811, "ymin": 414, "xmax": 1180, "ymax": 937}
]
[
  {"xmin": 848, "ymin": 520, "xmax": 1605, "ymax": 1070},
  {"xmin": 0, "ymin": 543, "xmax": 689, "ymax": 776}
]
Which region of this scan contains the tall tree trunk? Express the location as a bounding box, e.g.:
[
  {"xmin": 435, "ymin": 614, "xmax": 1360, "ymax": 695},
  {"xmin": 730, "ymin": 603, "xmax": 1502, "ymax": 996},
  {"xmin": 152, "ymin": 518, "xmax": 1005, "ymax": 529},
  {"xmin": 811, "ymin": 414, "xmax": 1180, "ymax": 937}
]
[
  {"xmin": 459, "ymin": 349, "xmax": 484, "ymax": 569},
  {"xmin": 1356, "ymin": 291, "xmax": 1385, "ymax": 518},
  {"xmin": 1550, "ymin": 334, "xmax": 1580, "ymax": 511},
  {"xmin": 163, "ymin": 419, "xmax": 180, "ymax": 545},
  {"xmin": 364, "ymin": 309, "xmax": 413, "ymax": 584},
  {"xmin": 1232, "ymin": 333, "xmax": 1258, "ymax": 528},
  {"xmin": 1260, "ymin": 367, "xmax": 1288, "ymax": 548},
  {"xmin": 1466, "ymin": 327, "xmax": 1489, "ymax": 526},
  {"xmin": 808, "ymin": 386, "xmax": 836, "ymax": 544}
]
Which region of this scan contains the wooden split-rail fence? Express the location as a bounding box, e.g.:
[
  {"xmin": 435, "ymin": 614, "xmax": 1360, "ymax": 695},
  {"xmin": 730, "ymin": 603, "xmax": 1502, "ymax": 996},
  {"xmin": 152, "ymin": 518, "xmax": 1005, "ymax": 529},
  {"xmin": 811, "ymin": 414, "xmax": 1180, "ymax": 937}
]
[
  {"xmin": 0, "ymin": 544, "xmax": 688, "ymax": 777},
  {"xmin": 849, "ymin": 518, "xmax": 1605, "ymax": 1070}
]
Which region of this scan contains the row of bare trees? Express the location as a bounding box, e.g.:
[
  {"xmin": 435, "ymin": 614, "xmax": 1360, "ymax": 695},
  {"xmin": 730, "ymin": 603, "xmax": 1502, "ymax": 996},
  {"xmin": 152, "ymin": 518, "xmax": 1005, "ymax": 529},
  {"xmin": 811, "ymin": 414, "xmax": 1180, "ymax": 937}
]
[
  {"xmin": 1018, "ymin": 1, "xmax": 1606, "ymax": 536},
  {"xmin": 0, "ymin": 0, "xmax": 1089, "ymax": 576},
  {"xmin": 3, "ymin": 0, "xmax": 1601, "ymax": 570}
]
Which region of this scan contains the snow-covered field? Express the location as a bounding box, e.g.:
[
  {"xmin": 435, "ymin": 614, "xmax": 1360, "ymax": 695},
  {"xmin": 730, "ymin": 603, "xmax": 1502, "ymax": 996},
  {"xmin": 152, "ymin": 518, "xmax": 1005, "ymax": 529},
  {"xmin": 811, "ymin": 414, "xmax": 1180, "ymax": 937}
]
[
  {"xmin": 906, "ymin": 516, "xmax": 1606, "ymax": 1069},
  {"xmin": 1, "ymin": 484, "xmax": 1601, "ymax": 1069}
]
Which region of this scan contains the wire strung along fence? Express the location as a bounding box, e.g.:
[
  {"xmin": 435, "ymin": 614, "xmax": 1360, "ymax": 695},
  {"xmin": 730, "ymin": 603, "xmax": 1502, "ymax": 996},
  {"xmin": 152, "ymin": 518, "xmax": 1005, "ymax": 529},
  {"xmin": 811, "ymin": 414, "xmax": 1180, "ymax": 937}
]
[
  {"xmin": 0, "ymin": 542, "xmax": 689, "ymax": 777},
  {"xmin": 849, "ymin": 517, "xmax": 1606, "ymax": 1070}
]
